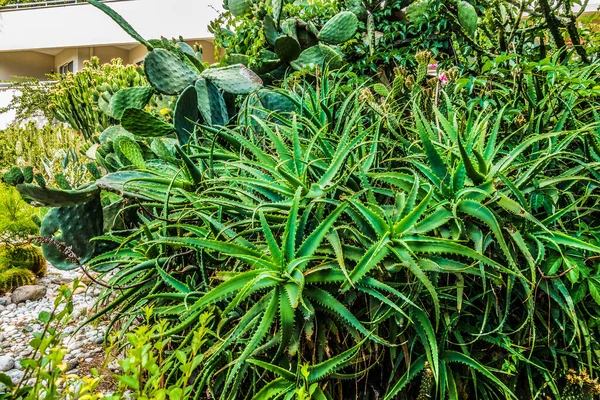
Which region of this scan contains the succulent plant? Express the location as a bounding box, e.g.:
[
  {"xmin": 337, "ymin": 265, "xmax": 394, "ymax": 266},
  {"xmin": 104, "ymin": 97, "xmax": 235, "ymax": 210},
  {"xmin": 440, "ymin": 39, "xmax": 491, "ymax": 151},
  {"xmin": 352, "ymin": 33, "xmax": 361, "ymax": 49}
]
[
  {"xmin": 39, "ymin": 194, "xmax": 104, "ymax": 270},
  {"xmin": 0, "ymin": 268, "xmax": 36, "ymax": 294},
  {"xmin": 0, "ymin": 244, "xmax": 47, "ymax": 277},
  {"xmin": 3, "ymin": 167, "xmax": 25, "ymax": 186},
  {"xmin": 220, "ymin": 2, "xmax": 360, "ymax": 76}
]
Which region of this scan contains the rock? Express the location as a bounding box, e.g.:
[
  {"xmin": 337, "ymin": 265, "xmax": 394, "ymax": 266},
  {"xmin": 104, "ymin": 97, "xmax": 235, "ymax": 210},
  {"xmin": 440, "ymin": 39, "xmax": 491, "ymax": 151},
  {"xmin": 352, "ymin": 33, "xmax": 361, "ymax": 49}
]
[
  {"xmin": 6, "ymin": 303, "xmax": 16, "ymax": 311},
  {"xmin": 0, "ymin": 356, "xmax": 15, "ymax": 372},
  {"xmin": 66, "ymin": 359, "xmax": 79, "ymax": 372},
  {"xmin": 5, "ymin": 368, "xmax": 24, "ymax": 383},
  {"xmin": 108, "ymin": 360, "xmax": 122, "ymax": 372},
  {"xmin": 11, "ymin": 286, "xmax": 47, "ymax": 304}
]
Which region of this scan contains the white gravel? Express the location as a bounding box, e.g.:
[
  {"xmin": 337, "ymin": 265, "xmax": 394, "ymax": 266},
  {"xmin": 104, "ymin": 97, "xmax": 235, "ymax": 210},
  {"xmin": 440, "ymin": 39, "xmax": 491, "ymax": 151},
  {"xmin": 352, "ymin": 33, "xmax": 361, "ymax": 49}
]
[{"xmin": 0, "ymin": 263, "xmax": 108, "ymax": 384}]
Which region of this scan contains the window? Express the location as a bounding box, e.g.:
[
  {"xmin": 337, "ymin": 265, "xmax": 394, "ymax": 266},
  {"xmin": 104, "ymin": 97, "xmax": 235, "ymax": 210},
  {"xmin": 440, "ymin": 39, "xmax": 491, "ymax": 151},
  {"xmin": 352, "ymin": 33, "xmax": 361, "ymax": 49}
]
[{"xmin": 59, "ymin": 61, "xmax": 74, "ymax": 74}]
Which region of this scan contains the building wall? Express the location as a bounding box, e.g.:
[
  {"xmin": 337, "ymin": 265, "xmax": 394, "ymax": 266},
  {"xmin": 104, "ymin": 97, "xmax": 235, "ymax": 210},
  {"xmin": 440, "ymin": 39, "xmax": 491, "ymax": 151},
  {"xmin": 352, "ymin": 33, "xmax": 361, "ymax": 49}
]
[
  {"xmin": 0, "ymin": 52, "xmax": 55, "ymax": 80},
  {"xmin": 128, "ymin": 45, "xmax": 147, "ymax": 65},
  {"xmin": 93, "ymin": 46, "xmax": 130, "ymax": 65},
  {"xmin": 54, "ymin": 48, "xmax": 78, "ymax": 73},
  {"xmin": 0, "ymin": 0, "xmax": 223, "ymax": 52}
]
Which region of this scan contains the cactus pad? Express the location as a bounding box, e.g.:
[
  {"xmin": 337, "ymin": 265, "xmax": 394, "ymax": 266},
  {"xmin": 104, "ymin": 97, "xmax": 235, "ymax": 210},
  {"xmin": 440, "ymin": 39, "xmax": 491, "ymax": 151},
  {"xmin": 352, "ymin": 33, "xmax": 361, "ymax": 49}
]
[
  {"xmin": 200, "ymin": 65, "xmax": 262, "ymax": 95},
  {"xmin": 118, "ymin": 137, "xmax": 147, "ymax": 169},
  {"xmin": 196, "ymin": 78, "xmax": 229, "ymax": 127},
  {"xmin": 406, "ymin": 0, "xmax": 429, "ymax": 21},
  {"xmin": 145, "ymin": 48, "xmax": 199, "ymax": 95},
  {"xmin": 258, "ymin": 90, "xmax": 295, "ymax": 113},
  {"xmin": 318, "ymin": 11, "xmax": 358, "ymax": 44},
  {"xmin": 40, "ymin": 193, "xmax": 103, "ymax": 270},
  {"xmin": 22, "ymin": 166, "xmax": 34, "ymax": 184},
  {"xmin": 174, "ymin": 85, "xmax": 200, "ymax": 144},
  {"xmin": 86, "ymin": 163, "xmax": 103, "ymax": 179},
  {"xmin": 33, "ymin": 173, "xmax": 46, "ymax": 189},
  {"xmin": 291, "ymin": 44, "xmax": 344, "ymax": 71},
  {"xmin": 151, "ymin": 138, "xmax": 178, "ymax": 163},
  {"xmin": 4, "ymin": 167, "xmax": 24, "ymax": 186},
  {"xmin": 109, "ymin": 86, "xmax": 155, "ymax": 119},
  {"xmin": 274, "ymin": 35, "xmax": 302, "ymax": 62},
  {"xmin": 121, "ymin": 108, "xmax": 177, "ymax": 137},
  {"xmin": 16, "ymin": 183, "xmax": 100, "ymax": 207},
  {"xmin": 229, "ymin": 0, "xmax": 251, "ymax": 17},
  {"xmin": 458, "ymin": 1, "xmax": 478, "ymax": 37},
  {"xmin": 264, "ymin": 15, "xmax": 279, "ymax": 46},
  {"xmin": 54, "ymin": 174, "xmax": 72, "ymax": 190}
]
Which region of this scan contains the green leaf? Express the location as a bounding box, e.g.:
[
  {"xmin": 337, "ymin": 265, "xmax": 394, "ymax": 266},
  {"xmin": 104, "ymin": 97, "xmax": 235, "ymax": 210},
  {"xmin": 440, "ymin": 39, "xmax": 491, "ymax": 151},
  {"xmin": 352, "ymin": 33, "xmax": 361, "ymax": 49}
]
[
  {"xmin": 444, "ymin": 351, "xmax": 517, "ymax": 398},
  {"xmin": 156, "ymin": 266, "xmax": 191, "ymax": 293}
]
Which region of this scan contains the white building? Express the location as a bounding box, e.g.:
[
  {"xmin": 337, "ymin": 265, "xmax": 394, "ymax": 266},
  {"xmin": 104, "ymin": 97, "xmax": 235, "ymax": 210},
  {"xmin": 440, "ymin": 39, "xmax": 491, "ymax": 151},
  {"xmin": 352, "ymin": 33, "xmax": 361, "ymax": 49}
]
[{"xmin": 0, "ymin": 0, "xmax": 223, "ymax": 127}]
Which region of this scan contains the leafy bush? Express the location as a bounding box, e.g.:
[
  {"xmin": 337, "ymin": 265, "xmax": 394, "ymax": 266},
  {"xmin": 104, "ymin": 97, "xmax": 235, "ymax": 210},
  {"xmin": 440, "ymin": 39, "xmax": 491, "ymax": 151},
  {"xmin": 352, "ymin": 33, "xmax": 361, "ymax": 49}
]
[
  {"xmin": 211, "ymin": 0, "xmax": 597, "ymax": 81},
  {"xmin": 0, "ymin": 123, "xmax": 91, "ymax": 188}
]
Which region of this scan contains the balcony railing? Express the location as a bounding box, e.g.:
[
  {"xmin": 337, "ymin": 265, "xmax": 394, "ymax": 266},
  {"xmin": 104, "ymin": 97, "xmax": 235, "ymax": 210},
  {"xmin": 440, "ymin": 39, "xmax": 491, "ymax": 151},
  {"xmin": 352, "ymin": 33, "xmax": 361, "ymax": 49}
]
[{"xmin": 0, "ymin": 0, "xmax": 127, "ymax": 11}]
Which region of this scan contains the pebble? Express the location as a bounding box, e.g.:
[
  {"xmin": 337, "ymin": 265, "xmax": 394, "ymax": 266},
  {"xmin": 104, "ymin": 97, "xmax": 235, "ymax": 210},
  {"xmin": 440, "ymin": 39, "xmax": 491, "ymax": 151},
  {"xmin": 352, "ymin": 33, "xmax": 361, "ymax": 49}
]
[
  {"xmin": 0, "ymin": 356, "xmax": 15, "ymax": 371},
  {"xmin": 0, "ymin": 264, "xmax": 109, "ymax": 384}
]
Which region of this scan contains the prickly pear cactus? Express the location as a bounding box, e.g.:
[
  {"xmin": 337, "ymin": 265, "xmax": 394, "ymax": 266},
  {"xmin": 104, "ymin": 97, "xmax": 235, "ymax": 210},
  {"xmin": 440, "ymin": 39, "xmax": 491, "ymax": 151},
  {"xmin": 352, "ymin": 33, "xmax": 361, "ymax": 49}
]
[
  {"xmin": 291, "ymin": 44, "xmax": 344, "ymax": 71},
  {"xmin": 200, "ymin": 65, "xmax": 263, "ymax": 95},
  {"xmin": 121, "ymin": 108, "xmax": 176, "ymax": 138},
  {"xmin": 108, "ymin": 86, "xmax": 155, "ymax": 119},
  {"xmin": 22, "ymin": 166, "xmax": 34, "ymax": 184},
  {"xmin": 3, "ymin": 167, "xmax": 24, "ymax": 186},
  {"xmin": 144, "ymin": 48, "xmax": 199, "ymax": 95},
  {"xmin": 118, "ymin": 136, "xmax": 147, "ymax": 169},
  {"xmin": 318, "ymin": 11, "xmax": 358, "ymax": 45},
  {"xmin": 228, "ymin": 0, "xmax": 252, "ymax": 17},
  {"xmin": 54, "ymin": 173, "xmax": 72, "ymax": 190},
  {"xmin": 458, "ymin": 1, "xmax": 478, "ymax": 37},
  {"xmin": 39, "ymin": 193, "xmax": 104, "ymax": 270}
]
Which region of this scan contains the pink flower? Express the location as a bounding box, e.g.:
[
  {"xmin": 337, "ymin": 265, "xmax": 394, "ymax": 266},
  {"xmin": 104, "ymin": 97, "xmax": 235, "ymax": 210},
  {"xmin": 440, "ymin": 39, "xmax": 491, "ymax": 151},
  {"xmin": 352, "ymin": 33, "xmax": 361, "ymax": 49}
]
[{"xmin": 439, "ymin": 73, "xmax": 449, "ymax": 84}]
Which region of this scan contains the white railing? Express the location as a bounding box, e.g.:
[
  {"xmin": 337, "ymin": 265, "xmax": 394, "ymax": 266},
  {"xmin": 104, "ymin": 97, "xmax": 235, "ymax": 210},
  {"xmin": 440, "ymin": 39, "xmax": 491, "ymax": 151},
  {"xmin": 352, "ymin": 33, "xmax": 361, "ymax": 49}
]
[{"xmin": 0, "ymin": 0, "xmax": 129, "ymax": 11}]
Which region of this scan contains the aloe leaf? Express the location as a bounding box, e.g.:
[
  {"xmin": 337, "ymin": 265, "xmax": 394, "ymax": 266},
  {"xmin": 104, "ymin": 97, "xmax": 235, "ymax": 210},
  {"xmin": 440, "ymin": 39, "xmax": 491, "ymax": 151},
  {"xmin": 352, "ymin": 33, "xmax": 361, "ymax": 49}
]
[
  {"xmin": 282, "ymin": 187, "xmax": 303, "ymax": 263},
  {"xmin": 156, "ymin": 266, "xmax": 191, "ymax": 294},
  {"xmin": 277, "ymin": 289, "xmax": 296, "ymax": 358},
  {"xmin": 296, "ymin": 202, "xmax": 348, "ymax": 258},
  {"xmin": 457, "ymin": 134, "xmax": 486, "ymax": 185},
  {"xmin": 443, "ymin": 351, "xmax": 517, "ymax": 398},
  {"xmin": 305, "ymin": 287, "xmax": 390, "ymax": 345},
  {"xmin": 251, "ymin": 377, "xmax": 293, "ymax": 400},
  {"xmin": 384, "ymin": 355, "xmax": 427, "ymax": 400},
  {"xmin": 260, "ymin": 212, "xmax": 283, "ymax": 267},
  {"xmin": 414, "ymin": 106, "xmax": 449, "ymax": 186},
  {"xmin": 394, "ymin": 188, "xmax": 433, "ymax": 234},
  {"xmin": 343, "ymin": 234, "xmax": 391, "ymax": 290},
  {"xmin": 247, "ymin": 359, "xmax": 295, "ymax": 381},
  {"xmin": 224, "ymin": 289, "xmax": 279, "ymax": 393},
  {"xmin": 390, "ymin": 245, "xmax": 440, "ymax": 327},
  {"xmin": 457, "ymin": 199, "xmax": 515, "ymax": 266},
  {"xmin": 348, "ymin": 199, "xmax": 388, "ymax": 236},
  {"xmin": 308, "ymin": 339, "xmax": 364, "ymax": 382}
]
